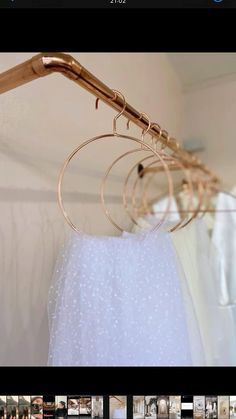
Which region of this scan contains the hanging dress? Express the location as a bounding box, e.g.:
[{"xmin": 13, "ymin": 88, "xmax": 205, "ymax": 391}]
[
  {"xmin": 209, "ymin": 191, "xmax": 236, "ymax": 365},
  {"xmin": 132, "ymin": 200, "xmax": 206, "ymax": 366},
  {"xmin": 48, "ymin": 228, "xmax": 192, "ymax": 366}
]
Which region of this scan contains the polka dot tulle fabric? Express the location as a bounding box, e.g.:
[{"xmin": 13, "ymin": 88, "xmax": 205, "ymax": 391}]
[{"xmin": 48, "ymin": 229, "xmax": 192, "ymax": 366}]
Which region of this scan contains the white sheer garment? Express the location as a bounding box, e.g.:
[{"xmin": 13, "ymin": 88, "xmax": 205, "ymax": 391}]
[
  {"xmin": 131, "ymin": 209, "xmax": 206, "ymax": 366},
  {"xmin": 48, "ymin": 228, "xmax": 192, "ymax": 366},
  {"xmin": 136, "ymin": 192, "xmax": 236, "ymax": 365},
  {"xmin": 209, "ymin": 191, "xmax": 236, "ymax": 364},
  {"xmin": 172, "ymin": 219, "xmax": 222, "ymax": 365},
  {"xmin": 211, "ymin": 192, "xmax": 236, "ymax": 305},
  {"xmin": 152, "ymin": 216, "xmax": 235, "ymax": 364}
]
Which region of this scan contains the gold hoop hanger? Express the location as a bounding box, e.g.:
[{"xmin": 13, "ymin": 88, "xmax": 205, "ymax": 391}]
[
  {"xmin": 120, "ymin": 124, "xmax": 181, "ymax": 230},
  {"xmin": 134, "ymin": 154, "xmax": 194, "ymax": 232},
  {"xmin": 143, "ymin": 124, "xmax": 202, "ymax": 228},
  {"xmin": 100, "ymin": 110, "xmax": 174, "ymax": 233},
  {"xmin": 126, "ymin": 123, "xmax": 203, "ymax": 230},
  {"xmin": 57, "ymin": 90, "xmax": 172, "ymax": 234}
]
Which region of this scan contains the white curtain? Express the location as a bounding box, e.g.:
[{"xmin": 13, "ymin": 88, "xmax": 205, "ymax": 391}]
[{"xmin": 0, "ymin": 197, "xmax": 68, "ymax": 365}]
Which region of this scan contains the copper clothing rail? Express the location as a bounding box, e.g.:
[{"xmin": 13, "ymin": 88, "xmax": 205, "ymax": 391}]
[{"xmin": 0, "ymin": 52, "xmax": 219, "ymax": 182}]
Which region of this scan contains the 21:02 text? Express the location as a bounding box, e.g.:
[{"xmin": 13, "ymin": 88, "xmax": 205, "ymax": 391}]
[{"xmin": 110, "ymin": 0, "xmax": 127, "ymax": 3}]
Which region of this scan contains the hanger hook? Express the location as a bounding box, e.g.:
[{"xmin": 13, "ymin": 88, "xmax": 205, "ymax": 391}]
[
  {"xmin": 150, "ymin": 122, "xmax": 162, "ymax": 149},
  {"xmin": 160, "ymin": 129, "xmax": 170, "ymax": 151},
  {"xmin": 95, "ymin": 90, "xmax": 117, "ymax": 111},
  {"xmin": 126, "ymin": 112, "xmax": 144, "ymax": 130},
  {"xmin": 140, "ymin": 112, "xmax": 151, "ymax": 142},
  {"xmin": 95, "ymin": 97, "xmax": 99, "ymax": 110},
  {"xmin": 111, "ymin": 90, "xmax": 126, "ymax": 135}
]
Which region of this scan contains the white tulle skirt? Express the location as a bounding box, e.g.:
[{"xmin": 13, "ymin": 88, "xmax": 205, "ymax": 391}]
[{"xmin": 48, "ymin": 229, "xmax": 192, "ymax": 366}]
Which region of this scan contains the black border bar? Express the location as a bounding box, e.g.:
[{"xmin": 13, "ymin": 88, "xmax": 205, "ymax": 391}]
[
  {"xmin": 0, "ymin": 367, "xmax": 234, "ymax": 395},
  {"xmin": 0, "ymin": 0, "xmax": 235, "ymax": 8}
]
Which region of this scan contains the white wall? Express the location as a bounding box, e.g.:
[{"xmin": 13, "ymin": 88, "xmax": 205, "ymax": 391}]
[
  {"xmin": 0, "ymin": 53, "xmax": 184, "ymax": 365},
  {"xmin": 183, "ymin": 78, "xmax": 236, "ymax": 189}
]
